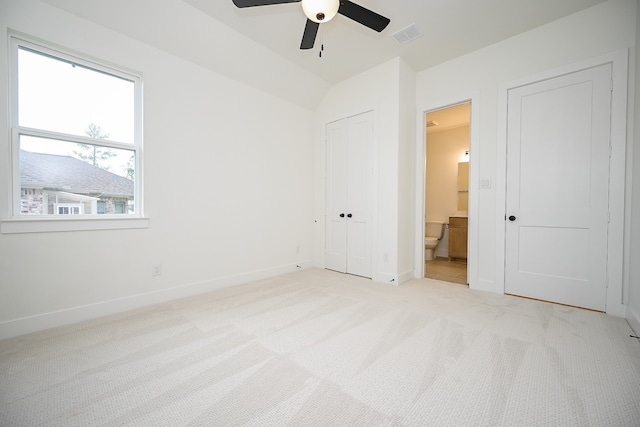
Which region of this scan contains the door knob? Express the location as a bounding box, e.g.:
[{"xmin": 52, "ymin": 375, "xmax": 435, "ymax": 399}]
[
  {"xmin": 340, "ymin": 213, "xmax": 345, "ymax": 218},
  {"xmin": 347, "ymin": 214, "xmax": 353, "ymax": 218},
  {"xmin": 508, "ymin": 215, "xmax": 516, "ymax": 221}
]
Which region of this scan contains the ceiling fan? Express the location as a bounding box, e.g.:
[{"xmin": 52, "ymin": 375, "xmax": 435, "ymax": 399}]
[{"xmin": 232, "ymin": 0, "xmax": 390, "ymax": 50}]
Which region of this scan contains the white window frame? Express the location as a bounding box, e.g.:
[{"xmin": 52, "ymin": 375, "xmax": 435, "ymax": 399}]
[{"xmin": 2, "ymin": 34, "xmax": 148, "ymax": 234}]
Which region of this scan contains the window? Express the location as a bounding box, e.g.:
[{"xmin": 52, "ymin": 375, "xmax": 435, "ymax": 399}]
[
  {"xmin": 7, "ymin": 35, "xmax": 143, "ymax": 228},
  {"xmin": 56, "ymin": 204, "xmax": 82, "ymax": 215}
]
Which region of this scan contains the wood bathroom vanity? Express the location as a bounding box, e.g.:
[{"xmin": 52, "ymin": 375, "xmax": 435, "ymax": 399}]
[{"xmin": 448, "ymin": 216, "xmax": 468, "ymax": 261}]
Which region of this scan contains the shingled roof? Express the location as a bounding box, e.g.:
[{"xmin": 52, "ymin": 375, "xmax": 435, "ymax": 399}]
[{"xmin": 20, "ymin": 150, "xmax": 133, "ymax": 198}]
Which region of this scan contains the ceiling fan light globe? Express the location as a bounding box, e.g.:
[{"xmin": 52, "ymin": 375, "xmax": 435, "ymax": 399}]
[{"xmin": 302, "ymin": 0, "xmax": 339, "ymax": 23}]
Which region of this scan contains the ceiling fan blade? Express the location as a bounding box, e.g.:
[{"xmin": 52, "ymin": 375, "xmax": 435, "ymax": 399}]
[
  {"xmin": 232, "ymin": 0, "xmax": 300, "ymax": 8},
  {"xmin": 338, "ymin": 0, "xmax": 390, "ymax": 32},
  {"xmin": 300, "ymin": 19, "xmax": 319, "ymax": 50}
]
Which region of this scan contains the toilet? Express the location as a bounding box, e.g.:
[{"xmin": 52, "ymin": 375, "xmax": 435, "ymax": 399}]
[{"xmin": 424, "ymin": 221, "xmax": 445, "ymax": 261}]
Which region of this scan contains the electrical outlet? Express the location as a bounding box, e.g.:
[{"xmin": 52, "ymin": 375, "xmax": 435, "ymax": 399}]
[
  {"xmin": 296, "ymin": 245, "xmax": 301, "ymax": 254},
  {"xmin": 383, "ymin": 253, "xmax": 389, "ymax": 262},
  {"xmin": 151, "ymin": 264, "xmax": 162, "ymax": 276}
]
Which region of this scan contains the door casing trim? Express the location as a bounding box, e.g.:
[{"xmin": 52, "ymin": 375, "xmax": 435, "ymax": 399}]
[{"xmin": 496, "ymin": 49, "xmax": 629, "ymax": 316}]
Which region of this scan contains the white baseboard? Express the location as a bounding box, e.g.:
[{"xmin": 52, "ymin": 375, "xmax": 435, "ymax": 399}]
[
  {"xmin": 471, "ymin": 278, "xmax": 500, "ymax": 294},
  {"xmin": 606, "ymin": 302, "xmax": 626, "ymax": 318},
  {"xmin": 372, "ymin": 272, "xmax": 399, "ymax": 285},
  {"xmin": 0, "ymin": 263, "xmax": 308, "ymax": 340},
  {"xmin": 627, "ymin": 305, "xmax": 640, "ymax": 336},
  {"xmin": 398, "ymin": 269, "xmax": 415, "ymax": 284},
  {"xmin": 374, "ymin": 269, "xmax": 423, "ymax": 286}
]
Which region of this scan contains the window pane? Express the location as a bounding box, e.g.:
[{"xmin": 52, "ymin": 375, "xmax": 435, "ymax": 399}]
[
  {"xmin": 19, "ymin": 135, "xmax": 135, "ymax": 215},
  {"xmin": 18, "ymin": 47, "xmax": 135, "ymax": 144}
]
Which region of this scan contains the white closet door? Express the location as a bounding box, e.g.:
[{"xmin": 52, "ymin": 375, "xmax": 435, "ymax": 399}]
[
  {"xmin": 325, "ymin": 111, "xmax": 373, "ymax": 278},
  {"xmin": 505, "ymin": 64, "xmax": 612, "ymax": 310},
  {"xmin": 325, "ymin": 119, "xmax": 348, "ymax": 273},
  {"xmin": 345, "ymin": 111, "xmax": 373, "ymax": 278}
]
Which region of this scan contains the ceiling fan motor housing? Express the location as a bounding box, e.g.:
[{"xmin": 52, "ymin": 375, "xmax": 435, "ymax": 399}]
[{"xmin": 302, "ymin": 0, "xmax": 340, "ymax": 23}]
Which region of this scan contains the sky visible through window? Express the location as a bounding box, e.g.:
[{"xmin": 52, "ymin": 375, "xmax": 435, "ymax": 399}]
[{"xmin": 18, "ymin": 47, "xmax": 135, "ymax": 178}]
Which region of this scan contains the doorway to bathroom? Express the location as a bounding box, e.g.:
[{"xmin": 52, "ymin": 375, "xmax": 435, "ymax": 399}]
[{"xmin": 424, "ymin": 102, "xmax": 470, "ymax": 285}]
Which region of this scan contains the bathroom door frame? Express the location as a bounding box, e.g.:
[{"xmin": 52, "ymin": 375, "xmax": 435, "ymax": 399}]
[{"xmin": 415, "ymin": 94, "xmax": 480, "ymax": 288}]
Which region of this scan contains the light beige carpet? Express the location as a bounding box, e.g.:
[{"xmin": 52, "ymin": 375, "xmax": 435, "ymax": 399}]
[{"xmin": 1, "ymin": 268, "xmax": 639, "ymax": 426}]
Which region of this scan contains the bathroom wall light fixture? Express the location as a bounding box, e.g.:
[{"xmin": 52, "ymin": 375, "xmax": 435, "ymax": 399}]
[{"xmin": 460, "ymin": 149, "xmax": 470, "ymax": 163}]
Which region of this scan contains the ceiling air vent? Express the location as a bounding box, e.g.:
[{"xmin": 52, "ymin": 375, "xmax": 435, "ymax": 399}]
[{"xmin": 391, "ymin": 24, "xmax": 421, "ymax": 45}]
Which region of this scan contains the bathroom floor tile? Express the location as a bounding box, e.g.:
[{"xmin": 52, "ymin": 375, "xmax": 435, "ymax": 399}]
[{"xmin": 425, "ymin": 257, "xmax": 468, "ymax": 285}]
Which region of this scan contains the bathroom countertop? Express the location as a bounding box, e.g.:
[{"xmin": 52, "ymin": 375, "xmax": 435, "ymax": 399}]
[{"xmin": 450, "ymin": 211, "xmax": 468, "ymax": 218}]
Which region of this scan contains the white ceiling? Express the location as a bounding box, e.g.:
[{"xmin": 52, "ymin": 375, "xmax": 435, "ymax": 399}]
[{"xmin": 41, "ymin": 0, "xmax": 607, "ymax": 109}]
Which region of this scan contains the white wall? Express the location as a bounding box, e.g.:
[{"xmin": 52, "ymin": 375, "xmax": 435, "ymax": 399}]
[
  {"xmin": 416, "ymin": 0, "xmax": 637, "ymax": 300},
  {"xmin": 627, "ymin": 0, "xmax": 640, "ymax": 334},
  {"xmin": 398, "ymin": 60, "xmax": 417, "ymax": 282},
  {"xmin": 314, "ymin": 57, "xmax": 416, "ymax": 284},
  {"xmin": 0, "ymin": 0, "xmax": 315, "ymax": 339}
]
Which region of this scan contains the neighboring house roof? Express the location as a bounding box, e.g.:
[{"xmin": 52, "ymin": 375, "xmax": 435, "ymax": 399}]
[{"xmin": 20, "ymin": 150, "xmax": 134, "ymax": 198}]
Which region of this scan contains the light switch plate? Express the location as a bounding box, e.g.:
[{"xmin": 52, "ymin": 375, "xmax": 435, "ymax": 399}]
[{"xmin": 479, "ymin": 178, "xmax": 491, "ymax": 189}]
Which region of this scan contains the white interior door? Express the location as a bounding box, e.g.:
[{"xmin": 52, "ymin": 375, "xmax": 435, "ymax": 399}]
[
  {"xmin": 505, "ymin": 64, "xmax": 612, "ymax": 311},
  {"xmin": 325, "ymin": 119, "xmax": 348, "ymax": 273},
  {"xmin": 345, "ymin": 112, "xmax": 373, "ymax": 278},
  {"xmin": 325, "ymin": 111, "xmax": 373, "ymax": 278}
]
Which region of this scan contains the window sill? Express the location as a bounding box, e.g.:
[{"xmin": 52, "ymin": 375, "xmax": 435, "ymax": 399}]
[{"xmin": 1, "ymin": 216, "xmax": 150, "ymax": 234}]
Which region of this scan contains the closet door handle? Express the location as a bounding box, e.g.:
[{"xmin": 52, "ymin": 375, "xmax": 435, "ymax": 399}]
[
  {"xmin": 340, "ymin": 213, "xmax": 345, "ymax": 218},
  {"xmin": 347, "ymin": 214, "xmax": 353, "ymax": 218}
]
